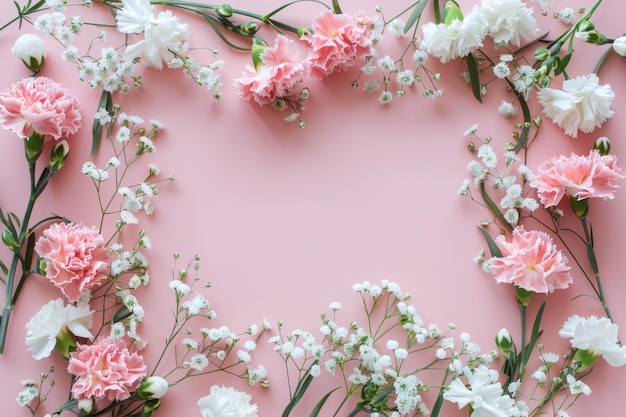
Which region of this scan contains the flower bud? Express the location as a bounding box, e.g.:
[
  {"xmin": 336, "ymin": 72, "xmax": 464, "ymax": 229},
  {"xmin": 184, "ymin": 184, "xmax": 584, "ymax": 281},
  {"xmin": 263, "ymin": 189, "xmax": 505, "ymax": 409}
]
[
  {"xmin": 594, "ymin": 136, "xmax": 611, "ymax": 155},
  {"xmin": 78, "ymin": 398, "xmax": 94, "ymax": 415},
  {"xmin": 49, "ymin": 140, "xmax": 70, "ymax": 173},
  {"xmin": 11, "ymin": 33, "xmax": 47, "ymax": 74},
  {"xmin": 241, "ymin": 22, "xmax": 260, "ymax": 35},
  {"xmin": 140, "ymin": 399, "xmax": 161, "ymax": 417},
  {"xmin": 612, "ymin": 36, "xmax": 626, "ymax": 57},
  {"xmin": 533, "ymin": 47, "xmax": 550, "ymax": 61},
  {"xmin": 495, "ymin": 328, "xmax": 513, "ymax": 354},
  {"xmin": 2, "ymin": 230, "xmax": 20, "ymax": 252},
  {"xmin": 215, "ymin": 4, "xmax": 233, "ymax": 18},
  {"xmin": 135, "ymin": 376, "xmax": 169, "ymax": 400}
]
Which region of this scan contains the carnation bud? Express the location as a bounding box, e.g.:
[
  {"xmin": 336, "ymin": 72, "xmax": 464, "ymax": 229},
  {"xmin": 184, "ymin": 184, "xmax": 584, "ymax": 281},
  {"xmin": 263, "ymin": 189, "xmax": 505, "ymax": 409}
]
[
  {"xmin": 612, "ymin": 36, "xmax": 626, "ymax": 57},
  {"xmin": 78, "ymin": 398, "xmax": 93, "ymax": 415},
  {"xmin": 140, "ymin": 399, "xmax": 161, "ymax": 417},
  {"xmin": 594, "ymin": 136, "xmax": 611, "ymax": 155},
  {"xmin": 215, "ymin": 4, "xmax": 233, "ymax": 18},
  {"xmin": 135, "ymin": 376, "xmax": 169, "ymax": 400},
  {"xmin": 49, "ymin": 140, "xmax": 70, "ymax": 173},
  {"xmin": 241, "ymin": 22, "xmax": 260, "ymax": 35},
  {"xmin": 495, "ymin": 328, "xmax": 513, "ymax": 354},
  {"xmin": 533, "ymin": 47, "xmax": 550, "ymax": 61},
  {"xmin": 11, "ymin": 33, "xmax": 47, "ymax": 74},
  {"xmin": 2, "ymin": 230, "xmax": 20, "ymax": 252}
]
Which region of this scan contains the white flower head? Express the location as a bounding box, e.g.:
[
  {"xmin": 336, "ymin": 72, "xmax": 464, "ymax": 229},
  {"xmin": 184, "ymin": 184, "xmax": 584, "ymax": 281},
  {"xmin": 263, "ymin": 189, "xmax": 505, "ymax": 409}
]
[
  {"xmin": 198, "ymin": 385, "xmax": 258, "ymax": 417},
  {"xmin": 420, "ymin": 6, "xmax": 488, "ymax": 63},
  {"xmin": 25, "ymin": 299, "xmax": 94, "ymax": 360},
  {"xmin": 537, "ymin": 74, "xmax": 615, "ymax": 137},
  {"xmin": 480, "ymin": 0, "xmax": 538, "ymax": 46},
  {"xmin": 559, "ymin": 315, "xmax": 626, "ymax": 367}
]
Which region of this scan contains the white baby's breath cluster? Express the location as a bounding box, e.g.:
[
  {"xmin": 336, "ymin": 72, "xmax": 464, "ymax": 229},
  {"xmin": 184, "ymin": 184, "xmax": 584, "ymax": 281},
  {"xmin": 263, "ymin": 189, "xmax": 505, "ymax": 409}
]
[
  {"xmin": 459, "ymin": 124, "xmax": 540, "ymax": 226},
  {"xmin": 162, "ymin": 254, "xmax": 269, "ymax": 387}
]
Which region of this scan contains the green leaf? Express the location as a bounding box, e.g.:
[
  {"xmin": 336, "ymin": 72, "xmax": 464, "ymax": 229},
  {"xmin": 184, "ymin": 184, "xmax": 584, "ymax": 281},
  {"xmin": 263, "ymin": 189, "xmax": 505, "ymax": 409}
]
[
  {"xmin": 282, "ymin": 362, "xmax": 318, "ymax": 417},
  {"xmin": 479, "ymin": 182, "xmax": 513, "ymax": 232},
  {"xmin": 51, "ymin": 400, "xmax": 78, "ymax": 416},
  {"xmin": 554, "ymin": 52, "xmax": 571, "ymax": 76},
  {"xmin": 522, "ymin": 302, "xmax": 545, "ymax": 367},
  {"xmin": 509, "ymin": 81, "xmax": 531, "ymax": 153},
  {"xmin": 465, "ymin": 53, "xmax": 482, "ymax": 103},
  {"xmin": 403, "ymin": 0, "xmax": 429, "ymax": 34},
  {"xmin": 478, "ymin": 227, "xmax": 503, "ymax": 258},
  {"xmin": 430, "ymin": 387, "xmax": 445, "ymax": 417},
  {"xmin": 331, "ymin": 0, "xmax": 342, "ymax": 14},
  {"xmin": 309, "ymin": 387, "xmax": 340, "ymax": 417},
  {"xmin": 91, "ymin": 90, "xmax": 112, "ymax": 155}
]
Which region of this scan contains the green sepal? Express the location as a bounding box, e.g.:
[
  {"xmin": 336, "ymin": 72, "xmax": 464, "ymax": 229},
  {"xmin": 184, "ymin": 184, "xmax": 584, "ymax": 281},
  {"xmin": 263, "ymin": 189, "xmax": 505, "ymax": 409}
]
[
  {"xmin": 573, "ymin": 349, "xmax": 600, "ymax": 371},
  {"xmin": 24, "ymin": 132, "xmax": 45, "ymax": 161},
  {"xmin": 251, "ymin": 37, "xmax": 268, "ymax": 71},
  {"xmin": 443, "ymin": 0, "xmax": 463, "ymax": 25}
]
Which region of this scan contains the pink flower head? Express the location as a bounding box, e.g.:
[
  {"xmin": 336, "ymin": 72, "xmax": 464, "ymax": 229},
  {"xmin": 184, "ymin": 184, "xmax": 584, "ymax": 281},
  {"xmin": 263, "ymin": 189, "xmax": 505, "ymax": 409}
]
[
  {"xmin": 490, "ymin": 226, "xmax": 572, "ymax": 294},
  {"xmin": 0, "ymin": 76, "xmax": 81, "ymax": 140},
  {"xmin": 530, "ymin": 150, "xmax": 623, "ymax": 208},
  {"xmin": 68, "ymin": 337, "xmax": 146, "ymax": 402},
  {"xmin": 302, "ymin": 10, "xmax": 373, "ymax": 79},
  {"xmin": 234, "ymin": 35, "xmax": 310, "ymax": 106},
  {"xmin": 35, "ymin": 222, "xmax": 109, "ymax": 303}
]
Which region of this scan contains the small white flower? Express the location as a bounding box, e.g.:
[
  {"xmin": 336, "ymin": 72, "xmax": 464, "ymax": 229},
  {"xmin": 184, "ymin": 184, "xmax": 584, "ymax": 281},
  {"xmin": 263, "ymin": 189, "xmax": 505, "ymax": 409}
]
[
  {"xmin": 498, "ymin": 100, "xmax": 517, "ymax": 117},
  {"xmin": 189, "ymin": 353, "xmax": 209, "ymax": 370}
]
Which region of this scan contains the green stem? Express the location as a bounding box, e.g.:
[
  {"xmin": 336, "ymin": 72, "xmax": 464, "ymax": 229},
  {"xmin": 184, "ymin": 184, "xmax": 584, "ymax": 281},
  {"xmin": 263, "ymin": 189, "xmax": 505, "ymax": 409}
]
[
  {"xmin": 579, "ymin": 217, "xmax": 614, "ymax": 322},
  {"xmin": 517, "ymin": 303, "xmax": 527, "ymax": 379},
  {"xmin": 0, "ymin": 157, "xmax": 40, "ymax": 354}
]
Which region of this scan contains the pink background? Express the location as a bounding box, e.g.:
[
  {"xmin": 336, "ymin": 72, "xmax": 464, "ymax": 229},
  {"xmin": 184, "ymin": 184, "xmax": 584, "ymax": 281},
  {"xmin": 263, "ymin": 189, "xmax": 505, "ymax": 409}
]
[{"xmin": 0, "ymin": 0, "xmax": 625, "ymax": 416}]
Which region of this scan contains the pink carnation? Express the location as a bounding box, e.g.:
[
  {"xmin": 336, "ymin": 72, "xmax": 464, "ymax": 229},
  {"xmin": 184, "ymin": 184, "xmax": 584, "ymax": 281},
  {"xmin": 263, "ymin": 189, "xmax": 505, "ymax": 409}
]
[
  {"xmin": 234, "ymin": 35, "xmax": 310, "ymax": 106},
  {"xmin": 530, "ymin": 150, "xmax": 623, "ymax": 208},
  {"xmin": 490, "ymin": 226, "xmax": 572, "ymax": 294},
  {"xmin": 0, "ymin": 76, "xmax": 81, "ymax": 140},
  {"xmin": 68, "ymin": 337, "xmax": 146, "ymax": 402},
  {"xmin": 35, "ymin": 222, "xmax": 109, "ymax": 303},
  {"xmin": 302, "ymin": 10, "xmax": 373, "ymax": 79}
]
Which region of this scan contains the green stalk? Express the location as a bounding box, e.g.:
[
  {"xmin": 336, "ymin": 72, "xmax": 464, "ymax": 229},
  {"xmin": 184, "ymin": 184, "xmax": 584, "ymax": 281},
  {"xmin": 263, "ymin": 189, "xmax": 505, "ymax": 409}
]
[{"xmin": 0, "ymin": 150, "xmax": 43, "ymax": 353}]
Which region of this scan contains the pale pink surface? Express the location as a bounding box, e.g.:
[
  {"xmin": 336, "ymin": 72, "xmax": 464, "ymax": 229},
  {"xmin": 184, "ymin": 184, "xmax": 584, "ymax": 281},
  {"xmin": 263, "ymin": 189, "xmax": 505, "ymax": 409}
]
[
  {"xmin": 490, "ymin": 226, "xmax": 572, "ymax": 294},
  {"xmin": 34, "ymin": 222, "xmax": 109, "ymax": 303},
  {"xmin": 531, "ymin": 150, "xmax": 624, "ymax": 208},
  {"xmin": 0, "ymin": 1, "xmax": 625, "ymax": 417},
  {"xmin": 0, "ymin": 76, "xmax": 81, "ymax": 140},
  {"xmin": 302, "ymin": 10, "xmax": 373, "ymax": 78},
  {"xmin": 68, "ymin": 337, "xmax": 146, "ymax": 402}
]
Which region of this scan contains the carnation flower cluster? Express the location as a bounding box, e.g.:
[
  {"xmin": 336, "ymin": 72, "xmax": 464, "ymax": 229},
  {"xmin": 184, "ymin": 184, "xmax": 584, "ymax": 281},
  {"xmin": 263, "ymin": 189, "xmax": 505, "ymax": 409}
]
[{"xmin": 2, "ymin": 0, "xmax": 626, "ymax": 417}]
